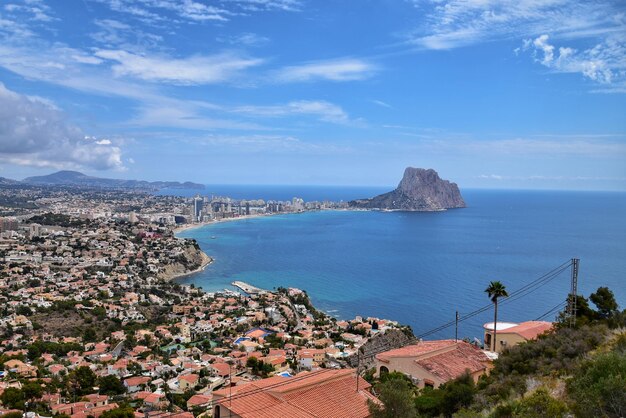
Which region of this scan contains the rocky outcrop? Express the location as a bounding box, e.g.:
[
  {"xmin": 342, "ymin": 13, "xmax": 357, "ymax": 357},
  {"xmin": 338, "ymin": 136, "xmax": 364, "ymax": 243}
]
[
  {"xmin": 349, "ymin": 167, "xmax": 465, "ymax": 211},
  {"xmin": 345, "ymin": 328, "xmax": 417, "ymax": 370},
  {"xmin": 158, "ymin": 243, "xmax": 212, "ymax": 281}
]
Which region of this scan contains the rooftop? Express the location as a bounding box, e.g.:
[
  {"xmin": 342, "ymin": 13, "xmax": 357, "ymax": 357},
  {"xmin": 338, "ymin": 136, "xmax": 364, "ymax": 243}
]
[{"xmin": 214, "ymin": 369, "xmax": 375, "ymax": 418}]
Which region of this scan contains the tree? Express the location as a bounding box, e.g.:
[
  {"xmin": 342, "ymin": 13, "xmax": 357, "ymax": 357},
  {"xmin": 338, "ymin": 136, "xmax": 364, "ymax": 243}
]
[
  {"xmin": 69, "ymin": 366, "xmax": 97, "ymax": 396},
  {"xmin": 83, "ymin": 327, "xmax": 98, "ymax": 343},
  {"xmin": 441, "ymin": 372, "xmax": 476, "ymax": 416},
  {"xmin": 369, "ymin": 377, "xmax": 417, "ymax": 418},
  {"xmin": 22, "ymin": 381, "xmax": 43, "ymax": 401},
  {"xmin": 0, "ymin": 387, "xmax": 25, "ymax": 410},
  {"xmin": 590, "ymin": 287, "xmax": 619, "ymax": 318},
  {"xmin": 98, "ymin": 375, "xmax": 127, "ymax": 396},
  {"xmin": 485, "ymin": 281, "xmax": 508, "ymax": 351},
  {"xmin": 101, "ymin": 407, "xmax": 136, "ymax": 418}
]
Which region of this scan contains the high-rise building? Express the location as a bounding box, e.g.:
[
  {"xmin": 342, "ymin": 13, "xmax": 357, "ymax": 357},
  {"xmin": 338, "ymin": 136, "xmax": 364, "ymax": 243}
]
[
  {"xmin": 292, "ymin": 197, "xmax": 305, "ymax": 212},
  {"xmin": 192, "ymin": 196, "xmax": 203, "ymax": 222},
  {"xmin": 0, "ymin": 217, "xmax": 18, "ymax": 232}
]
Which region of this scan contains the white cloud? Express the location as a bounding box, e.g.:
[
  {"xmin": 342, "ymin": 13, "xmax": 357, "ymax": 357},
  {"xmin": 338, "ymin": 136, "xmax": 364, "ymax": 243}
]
[
  {"xmin": 429, "ymin": 137, "xmax": 626, "ymax": 157},
  {"xmin": 91, "ymin": 0, "xmax": 302, "ymax": 24},
  {"xmin": 0, "ymin": 83, "xmax": 124, "ymax": 170},
  {"xmin": 408, "ymin": 0, "xmax": 620, "ymax": 50},
  {"xmin": 216, "ymin": 32, "xmax": 270, "ymax": 46},
  {"xmin": 477, "ymin": 174, "xmax": 626, "ymax": 181},
  {"xmin": 95, "ymin": 49, "xmax": 264, "ymax": 84},
  {"xmin": 371, "ymin": 99, "xmax": 392, "ymax": 108},
  {"xmin": 407, "ymin": 0, "xmax": 625, "ymax": 88},
  {"xmin": 524, "ymin": 34, "xmax": 619, "ymax": 85},
  {"xmin": 233, "ymin": 100, "xmax": 355, "ymax": 124},
  {"xmin": 226, "ymin": 0, "xmax": 302, "ymax": 12},
  {"xmin": 131, "ymin": 103, "xmax": 265, "ymax": 131},
  {"xmin": 90, "ymin": 19, "xmax": 163, "ymax": 52},
  {"xmin": 3, "ymin": 0, "xmax": 56, "ymax": 22},
  {"xmin": 274, "ymin": 58, "xmax": 377, "ymax": 82}
]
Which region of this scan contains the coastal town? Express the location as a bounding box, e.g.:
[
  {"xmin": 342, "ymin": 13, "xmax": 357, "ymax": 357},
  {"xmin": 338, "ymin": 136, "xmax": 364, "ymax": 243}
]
[
  {"xmin": 0, "ymin": 183, "xmax": 417, "ymax": 417},
  {"xmin": 1, "ymin": 182, "xmax": 623, "ymax": 418}
]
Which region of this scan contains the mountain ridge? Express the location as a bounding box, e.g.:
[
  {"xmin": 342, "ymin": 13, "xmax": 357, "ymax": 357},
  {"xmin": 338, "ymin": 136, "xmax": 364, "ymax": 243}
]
[{"xmin": 15, "ymin": 170, "xmax": 204, "ymax": 190}]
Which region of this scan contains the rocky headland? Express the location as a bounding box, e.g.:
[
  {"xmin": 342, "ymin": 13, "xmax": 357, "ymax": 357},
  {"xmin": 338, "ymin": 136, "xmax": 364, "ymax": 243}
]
[{"xmin": 349, "ymin": 167, "xmax": 465, "ymax": 211}]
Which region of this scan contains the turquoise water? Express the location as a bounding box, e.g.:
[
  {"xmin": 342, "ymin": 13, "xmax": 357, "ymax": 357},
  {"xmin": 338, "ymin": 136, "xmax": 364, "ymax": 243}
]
[{"xmin": 177, "ymin": 189, "xmax": 626, "ymax": 341}]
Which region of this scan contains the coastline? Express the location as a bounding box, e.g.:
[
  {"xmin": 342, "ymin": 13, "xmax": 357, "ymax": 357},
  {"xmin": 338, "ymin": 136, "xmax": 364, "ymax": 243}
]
[
  {"xmin": 160, "ymin": 251, "xmax": 213, "ymax": 281},
  {"xmin": 173, "ymin": 212, "xmax": 280, "ymax": 235}
]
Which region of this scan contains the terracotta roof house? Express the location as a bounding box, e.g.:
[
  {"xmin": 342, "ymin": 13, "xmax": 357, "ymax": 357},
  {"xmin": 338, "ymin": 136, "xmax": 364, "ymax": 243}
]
[
  {"xmin": 179, "ymin": 374, "xmax": 200, "ymax": 390},
  {"xmin": 143, "ymin": 393, "xmax": 168, "ymax": 409},
  {"xmin": 483, "ymin": 321, "xmax": 553, "ymax": 353},
  {"xmin": 124, "ymin": 376, "xmax": 151, "ymax": 393},
  {"xmin": 187, "ymin": 394, "xmax": 212, "ymax": 410},
  {"xmin": 212, "ymin": 369, "xmax": 376, "ymax": 418},
  {"xmin": 210, "ymin": 363, "xmax": 231, "ymax": 378},
  {"xmin": 374, "ymin": 340, "xmax": 492, "ymax": 389}
]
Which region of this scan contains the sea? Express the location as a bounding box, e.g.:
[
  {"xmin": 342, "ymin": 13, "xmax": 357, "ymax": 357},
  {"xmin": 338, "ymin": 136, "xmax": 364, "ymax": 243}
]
[{"xmin": 165, "ymin": 187, "xmax": 626, "ymax": 341}]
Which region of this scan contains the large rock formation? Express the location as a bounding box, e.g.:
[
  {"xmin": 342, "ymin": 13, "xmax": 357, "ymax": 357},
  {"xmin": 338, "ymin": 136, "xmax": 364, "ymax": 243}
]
[{"xmin": 349, "ymin": 167, "xmax": 465, "ymax": 211}]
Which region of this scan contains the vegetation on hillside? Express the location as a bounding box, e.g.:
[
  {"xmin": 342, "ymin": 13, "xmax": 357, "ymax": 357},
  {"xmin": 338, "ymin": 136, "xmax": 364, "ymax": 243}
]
[{"xmin": 368, "ymin": 286, "xmax": 626, "ymax": 417}]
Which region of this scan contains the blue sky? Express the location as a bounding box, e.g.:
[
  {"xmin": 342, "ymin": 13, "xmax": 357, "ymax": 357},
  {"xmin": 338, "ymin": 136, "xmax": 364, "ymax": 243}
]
[{"xmin": 0, "ymin": 0, "xmax": 625, "ymax": 190}]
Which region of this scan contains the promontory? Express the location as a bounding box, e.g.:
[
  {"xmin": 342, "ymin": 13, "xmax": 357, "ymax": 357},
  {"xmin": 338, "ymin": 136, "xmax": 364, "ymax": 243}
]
[{"xmin": 349, "ymin": 167, "xmax": 465, "ymax": 211}]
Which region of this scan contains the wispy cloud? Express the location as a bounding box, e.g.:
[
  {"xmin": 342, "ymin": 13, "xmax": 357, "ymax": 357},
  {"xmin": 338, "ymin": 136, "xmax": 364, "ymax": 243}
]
[
  {"xmin": 216, "ymin": 32, "xmax": 270, "ymax": 46},
  {"xmin": 273, "ymin": 58, "xmax": 377, "ymax": 82},
  {"xmin": 407, "ymin": 0, "xmax": 625, "ymax": 88},
  {"xmin": 130, "ymin": 103, "xmax": 265, "ymax": 131},
  {"xmin": 477, "ymin": 174, "xmax": 626, "ymax": 182},
  {"xmin": 3, "ymin": 0, "xmax": 56, "ymax": 22},
  {"xmin": 233, "ymin": 100, "xmax": 357, "ymax": 124},
  {"xmin": 424, "ymin": 137, "xmax": 626, "ymax": 157},
  {"xmin": 90, "ymin": 0, "xmax": 302, "ymax": 25},
  {"xmin": 94, "ymin": 49, "xmax": 265, "ymax": 85},
  {"xmin": 228, "ymin": 0, "xmax": 303, "ymax": 12},
  {"xmin": 371, "ymin": 99, "xmax": 392, "ymax": 108},
  {"xmin": 408, "ymin": 0, "xmax": 620, "ymax": 50},
  {"xmin": 90, "ymin": 19, "xmax": 163, "ymax": 52}
]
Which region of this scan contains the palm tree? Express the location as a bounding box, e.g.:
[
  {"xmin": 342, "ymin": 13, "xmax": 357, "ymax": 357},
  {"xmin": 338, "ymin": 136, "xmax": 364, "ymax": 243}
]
[{"xmin": 485, "ymin": 281, "xmax": 509, "ymax": 351}]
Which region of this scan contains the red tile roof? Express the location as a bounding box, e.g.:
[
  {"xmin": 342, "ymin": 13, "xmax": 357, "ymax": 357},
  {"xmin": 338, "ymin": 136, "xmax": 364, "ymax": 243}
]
[
  {"xmin": 214, "ymin": 369, "xmax": 375, "ymax": 418},
  {"xmin": 375, "ymin": 340, "xmax": 457, "ymax": 362},
  {"xmin": 499, "ymin": 321, "xmax": 553, "ymax": 340},
  {"xmin": 415, "ymin": 342, "xmax": 490, "ymax": 381},
  {"xmin": 187, "ymin": 394, "xmax": 212, "ymax": 407}
]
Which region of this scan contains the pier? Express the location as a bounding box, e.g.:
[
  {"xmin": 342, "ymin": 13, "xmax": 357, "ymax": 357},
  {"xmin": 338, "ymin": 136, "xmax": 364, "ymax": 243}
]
[{"xmin": 232, "ymin": 281, "xmax": 267, "ymax": 295}]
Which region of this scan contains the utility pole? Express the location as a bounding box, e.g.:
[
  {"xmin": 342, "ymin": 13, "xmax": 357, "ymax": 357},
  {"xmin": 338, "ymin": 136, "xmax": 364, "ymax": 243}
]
[
  {"xmin": 455, "ymin": 311, "xmax": 459, "ymax": 342},
  {"xmin": 355, "ymin": 349, "xmax": 360, "ymax": 393},
  {"xmin": 567, "ymin": 258, "xmax": 580, "ymax": 327}
]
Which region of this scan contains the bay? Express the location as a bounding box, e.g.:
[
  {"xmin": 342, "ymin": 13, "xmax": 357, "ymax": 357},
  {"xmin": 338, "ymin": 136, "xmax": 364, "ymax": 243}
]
[{"xmin": 176, "ymin": 189, "xmax": 626, "ymax": 341}]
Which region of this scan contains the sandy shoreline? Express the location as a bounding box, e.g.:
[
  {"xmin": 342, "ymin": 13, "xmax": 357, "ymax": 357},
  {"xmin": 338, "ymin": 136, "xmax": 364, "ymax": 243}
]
[{"xmin": 172, "ymin": 212, "xmax": 278, "ymax": 235}]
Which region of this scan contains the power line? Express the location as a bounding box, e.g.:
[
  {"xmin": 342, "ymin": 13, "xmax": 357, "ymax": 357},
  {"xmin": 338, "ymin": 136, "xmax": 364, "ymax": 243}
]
[
  {"xmin": 415, "ymin": 260, "xmax": 572, "ymax": 339},
  {"xmin": 534, "ymin": 301, "xmax": 567, "ymax": 321},
  {"xmin": 215, "ymin": 260, "xmax": 575, "ymax": 407}
]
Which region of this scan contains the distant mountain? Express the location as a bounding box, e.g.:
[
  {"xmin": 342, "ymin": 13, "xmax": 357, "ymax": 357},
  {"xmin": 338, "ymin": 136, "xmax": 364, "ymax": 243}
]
[
  {"xmin": 349, "ymin": 167, "xmax": 465, "ymax": 211},
  {"xmin": 22, "ymin": 170, "xmax": 204, "ymax": 190},
  {"xmin": 0, "ymin": 176, "xmax": 20, "ymax": 185}
]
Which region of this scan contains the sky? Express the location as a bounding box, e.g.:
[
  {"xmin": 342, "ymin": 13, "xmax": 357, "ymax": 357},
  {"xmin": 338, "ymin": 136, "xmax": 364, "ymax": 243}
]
[{"xmin": 0, "ymin": 0, "xmax": 625, "ymax": 190}]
